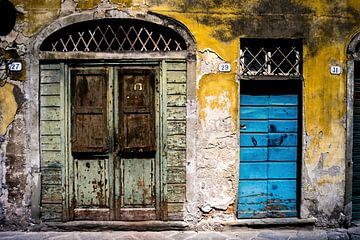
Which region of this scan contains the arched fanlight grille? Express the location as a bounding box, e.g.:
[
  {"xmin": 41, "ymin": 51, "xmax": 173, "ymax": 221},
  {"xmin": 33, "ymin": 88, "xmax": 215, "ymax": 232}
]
[{"xmin": 40, "ymin": 19, "xmax": 187, "ymax": 52}]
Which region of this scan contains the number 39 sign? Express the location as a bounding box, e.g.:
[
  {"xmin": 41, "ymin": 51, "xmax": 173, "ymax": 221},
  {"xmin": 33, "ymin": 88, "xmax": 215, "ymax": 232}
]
[{"xmin": 218, "ymin": 63, "xmax": 231, "ymax": 72}]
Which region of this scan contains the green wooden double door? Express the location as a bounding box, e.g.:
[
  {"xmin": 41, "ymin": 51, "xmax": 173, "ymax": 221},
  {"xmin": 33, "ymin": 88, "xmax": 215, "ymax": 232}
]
[{"xmin": 69, "ymin": 65, "xmax": 160, "ymax": 221}]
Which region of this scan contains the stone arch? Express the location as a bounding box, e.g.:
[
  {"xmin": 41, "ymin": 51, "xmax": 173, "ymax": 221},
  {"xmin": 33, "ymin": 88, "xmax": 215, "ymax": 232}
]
[
  {"xmin": 32, "ymin": 11, "xmax": 196, "ymax": 55},
  {"xmin": 345, "ymin": 30, "xmax": 360, "ymax": 226}
]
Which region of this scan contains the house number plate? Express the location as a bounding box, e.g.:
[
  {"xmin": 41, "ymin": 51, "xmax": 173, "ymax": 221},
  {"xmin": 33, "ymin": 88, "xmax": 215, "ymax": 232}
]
[
  {"xmin": 218, "ymin": 63, "xmax": 231, "ymax": 72},
  {"xmin": 330, "ymin": 66, "xmax": 341, "ymax": 75},
  {"xmin": 8, "ymin": 62, "xmax": 22, "ymax": 72}
]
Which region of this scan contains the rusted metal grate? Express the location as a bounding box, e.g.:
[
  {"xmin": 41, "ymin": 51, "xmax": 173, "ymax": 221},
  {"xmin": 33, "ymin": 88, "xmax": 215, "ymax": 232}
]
[
  {"xmin": 239, "ymin": 39, "xmax": 302, "ymax": 77},
  {"xmin": 40, "ymin": 19, "xmax": 187, "ymax": 52}
]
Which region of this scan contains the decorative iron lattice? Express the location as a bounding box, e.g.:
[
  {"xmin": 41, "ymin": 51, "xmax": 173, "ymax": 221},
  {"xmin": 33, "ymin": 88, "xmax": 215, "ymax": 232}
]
[
  {"xmin": 40, "ymin": 19, "xmax": 187, "ymax": 52},
  {"xmin": 239, "ymin": 39, "xmax": 302, "ymax": 77}
]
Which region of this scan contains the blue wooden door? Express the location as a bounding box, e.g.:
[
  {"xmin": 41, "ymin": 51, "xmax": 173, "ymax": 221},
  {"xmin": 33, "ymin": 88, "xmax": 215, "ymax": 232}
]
[{"xmin": 238, "ymin": 94, "xmax": 298, "ymax": 218}]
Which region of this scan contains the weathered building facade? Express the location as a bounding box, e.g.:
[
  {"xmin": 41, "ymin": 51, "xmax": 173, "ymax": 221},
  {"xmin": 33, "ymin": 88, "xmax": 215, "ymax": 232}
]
[{"xmin": 0, "ymin": 0, "xmax": 360, "ymax": 230}]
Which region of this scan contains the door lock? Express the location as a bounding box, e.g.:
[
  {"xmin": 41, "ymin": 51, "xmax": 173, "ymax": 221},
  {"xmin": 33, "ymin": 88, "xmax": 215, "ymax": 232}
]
[{"xmin": 240, "ymin": 124, "xmax": 247, "ymax": 130}]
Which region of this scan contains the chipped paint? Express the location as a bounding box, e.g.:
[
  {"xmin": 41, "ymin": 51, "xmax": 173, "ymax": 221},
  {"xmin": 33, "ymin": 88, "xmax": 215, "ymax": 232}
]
[{"xmin": 198, "ymin": 74, "xmax": 238, "ymax": 130}]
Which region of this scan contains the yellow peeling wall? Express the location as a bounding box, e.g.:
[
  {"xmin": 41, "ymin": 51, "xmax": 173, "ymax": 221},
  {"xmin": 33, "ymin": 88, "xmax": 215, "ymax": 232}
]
[{"xmin": 1, "ymin": 0, "xmax": 360, "ymax": 227}]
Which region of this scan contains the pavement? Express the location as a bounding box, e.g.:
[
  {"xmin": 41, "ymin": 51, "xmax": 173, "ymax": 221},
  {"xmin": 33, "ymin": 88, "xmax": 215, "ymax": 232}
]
[{"xmin": 1, "ymin": 228, "xmax": 360, "ymax": 240}]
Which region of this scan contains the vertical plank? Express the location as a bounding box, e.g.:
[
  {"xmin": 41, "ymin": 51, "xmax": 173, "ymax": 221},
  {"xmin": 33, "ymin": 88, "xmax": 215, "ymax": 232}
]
[
  {"xmin": 161, "ymin": 60, "xmax": 168, "ymax": 220},
  {"xmin": 108, "ymin": 67, "xmax": 115, "ymax": 218}
]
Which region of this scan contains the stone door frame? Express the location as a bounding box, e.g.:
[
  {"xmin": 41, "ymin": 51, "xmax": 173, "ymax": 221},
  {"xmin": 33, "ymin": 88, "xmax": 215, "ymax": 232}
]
[{"xmin": 345, "ymin": 31, "xmax": 360, "ymax": 225}]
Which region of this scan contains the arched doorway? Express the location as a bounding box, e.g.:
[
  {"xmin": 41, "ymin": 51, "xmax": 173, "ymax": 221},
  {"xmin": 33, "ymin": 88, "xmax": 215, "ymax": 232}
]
[
  {"xmin": 31, "ymin": 12, "xmax": 196, "ymax": 221},
  {"xmin": 347, "ymin": 32, "xmax": 360, "ymax": 223}
]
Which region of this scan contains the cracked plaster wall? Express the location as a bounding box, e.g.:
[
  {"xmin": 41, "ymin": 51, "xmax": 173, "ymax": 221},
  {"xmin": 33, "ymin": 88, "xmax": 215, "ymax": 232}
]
[{"xmin": 0, "ymin": 0, "xmax": 359, "ymax": 229}]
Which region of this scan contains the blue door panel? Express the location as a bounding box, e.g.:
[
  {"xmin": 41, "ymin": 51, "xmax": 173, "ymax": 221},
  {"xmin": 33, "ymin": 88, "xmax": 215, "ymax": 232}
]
[
  {"xmin": 269, "ymin": 107, "xmax": 298, "ymax": 119},
  {"xmin": 240, "ymin": 163, "xmax": 267, "ymax": 179},
  {"xmin": 241, "ymin": 147, "xmax": 267, "ymax": 161},
  {"xmin": 240, "ymin": 120, "xmax": 268, "ymax": 132},
  {"xmin": 240, "ymin": 107, "xmax": 269, "ymax": 119},
  {"xmin": 268, "ymin": 147, "xmax": 297, "ymax": 161},
  {"xmin": 240, "ymin": 95, "xmax": 269, "ymax": 105},
  {"xmin": 267, "ymin": 205, "xmax": 297, "ymax": 217},
  {"xmin": 238, "ymin": 180, "xmax": 267, "ymax": 203},
  {"xmin": 268, "ymin": 180, "xmax": 297, "ymax": 201},
  {"xmin": 269, "ymin": 95, "xmax": 298, "ymax": 105},
  {"xmin": 268, "ymin": 133, "xmax": 297, "ymax": 147},
  {"xmin": 238, "ymin": 93, "xmax": 299, "ymax": 219},
  {"xmin": 268, "ymin": 162, "xmax": 297, "ymax": 179},
  {"xmin": 268, "ymin": 120, "xmax": 298, "ymax": 133},
  {"xmin": 240, "ymin": 133, "xmax": 268, "ymax": 147}
]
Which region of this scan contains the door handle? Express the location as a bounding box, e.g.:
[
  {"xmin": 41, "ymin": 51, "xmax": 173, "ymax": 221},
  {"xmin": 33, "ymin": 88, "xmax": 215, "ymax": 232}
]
[{"xmin": 240, "ymin": 124, "xmax": 247, "ymax": 130}]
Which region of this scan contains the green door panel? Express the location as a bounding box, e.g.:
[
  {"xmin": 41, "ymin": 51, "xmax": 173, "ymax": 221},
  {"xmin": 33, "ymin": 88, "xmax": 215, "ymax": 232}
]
[
  {"xmin": 121, "ymin": 158, "xmax": 155, "ymax": 208},
  {"xmin": 75, "ymin": 159, "xmax": 109, "ymax": 207}
]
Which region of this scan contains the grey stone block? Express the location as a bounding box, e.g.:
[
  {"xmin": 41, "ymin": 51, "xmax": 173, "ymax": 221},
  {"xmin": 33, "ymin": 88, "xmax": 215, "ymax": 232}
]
[
  {"xmin": 257, "ymin": 231, "xmax": 291, "ymax": 240},
  {"xmin": 327, "ymin": 231, "xmax": 349, "ymax": 240},
  {"xmin": 290, "ymin": 230, "xmax": 328, "ymax": 240}
]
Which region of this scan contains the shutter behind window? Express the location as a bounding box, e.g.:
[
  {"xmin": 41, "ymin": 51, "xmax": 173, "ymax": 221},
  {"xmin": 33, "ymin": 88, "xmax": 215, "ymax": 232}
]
[
  {"xmin": 118, "ymin": 69, "xmax": 156, "ymax": 153},
  {"xmin": 71, "ymin": 69, "xmax": 108, "ymax": 153}
]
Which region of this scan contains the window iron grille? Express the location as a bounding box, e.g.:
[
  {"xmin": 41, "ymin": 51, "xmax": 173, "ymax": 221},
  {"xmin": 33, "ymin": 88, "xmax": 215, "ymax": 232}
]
[
  {"xmin": 40, "ymin": 19, "xmax": 187, "ymax": 52},
  {"xmin": 239, "ymin": 39, "xmax": 302, "ymax": 77}
]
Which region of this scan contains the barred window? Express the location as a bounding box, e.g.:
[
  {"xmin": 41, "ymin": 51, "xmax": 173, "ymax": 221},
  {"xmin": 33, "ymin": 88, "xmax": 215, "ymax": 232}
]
[
  {"xmin": 239, "ymin": 39, "xmax": 302, "ymax": 78},
  {"xmin": 40, "ymin": 19, "xmax": 187, "ymax": 52}
]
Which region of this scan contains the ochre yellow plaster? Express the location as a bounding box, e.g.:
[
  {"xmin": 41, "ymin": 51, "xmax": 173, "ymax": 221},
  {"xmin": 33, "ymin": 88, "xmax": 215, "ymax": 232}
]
[
  {"xmin": 303, "ymin": 43, "xmax": 346, "ymax": 136},
  {"xmin": 152, "ymin": 11, "xmax": 239, "ymax": 63},
  {"xmin": 303, "ymin": 42, "xmax": 346, "ymax": 166},
  {"xmin": 347, "ymin": 0, "xmax": 360, "ymax": 12},
  {"xmin": 317, "ymin": 175, "xmax": 343, "ymax": 187},
  {"xmin": 198, "ymin": 74, "xmax": 238, "ymax": 129},
  {"xmin": 150, "ymin": 11, "xmax": 240, "ymax": 129},
  {"xmin": 293, "ymin": 0, "xmax": 347, "ymax": 16},
  {"xmin": 0, "ymin": 84, "xmax": 18, "ymax": 136},
  {"xmin": 110, "ymin": 0, "xmax": 132, "ymax": 7},
  {"xmin": 77, "ymin": 0, "xmax": 100, "ymax": 10},
  {"xmin": 14, "ymin": 0, "xmax": 61, "ymax": 35}
]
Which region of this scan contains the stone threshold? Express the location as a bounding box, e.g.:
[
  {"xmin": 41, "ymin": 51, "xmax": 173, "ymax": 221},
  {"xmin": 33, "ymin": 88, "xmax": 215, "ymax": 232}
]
[
  {"xmin": 223, "ymin": 217, "xmax": 317, "ymax": 229},
  {"xmin": 31, "ymin": 220, "xmax": 189, "ymax": 232}
]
